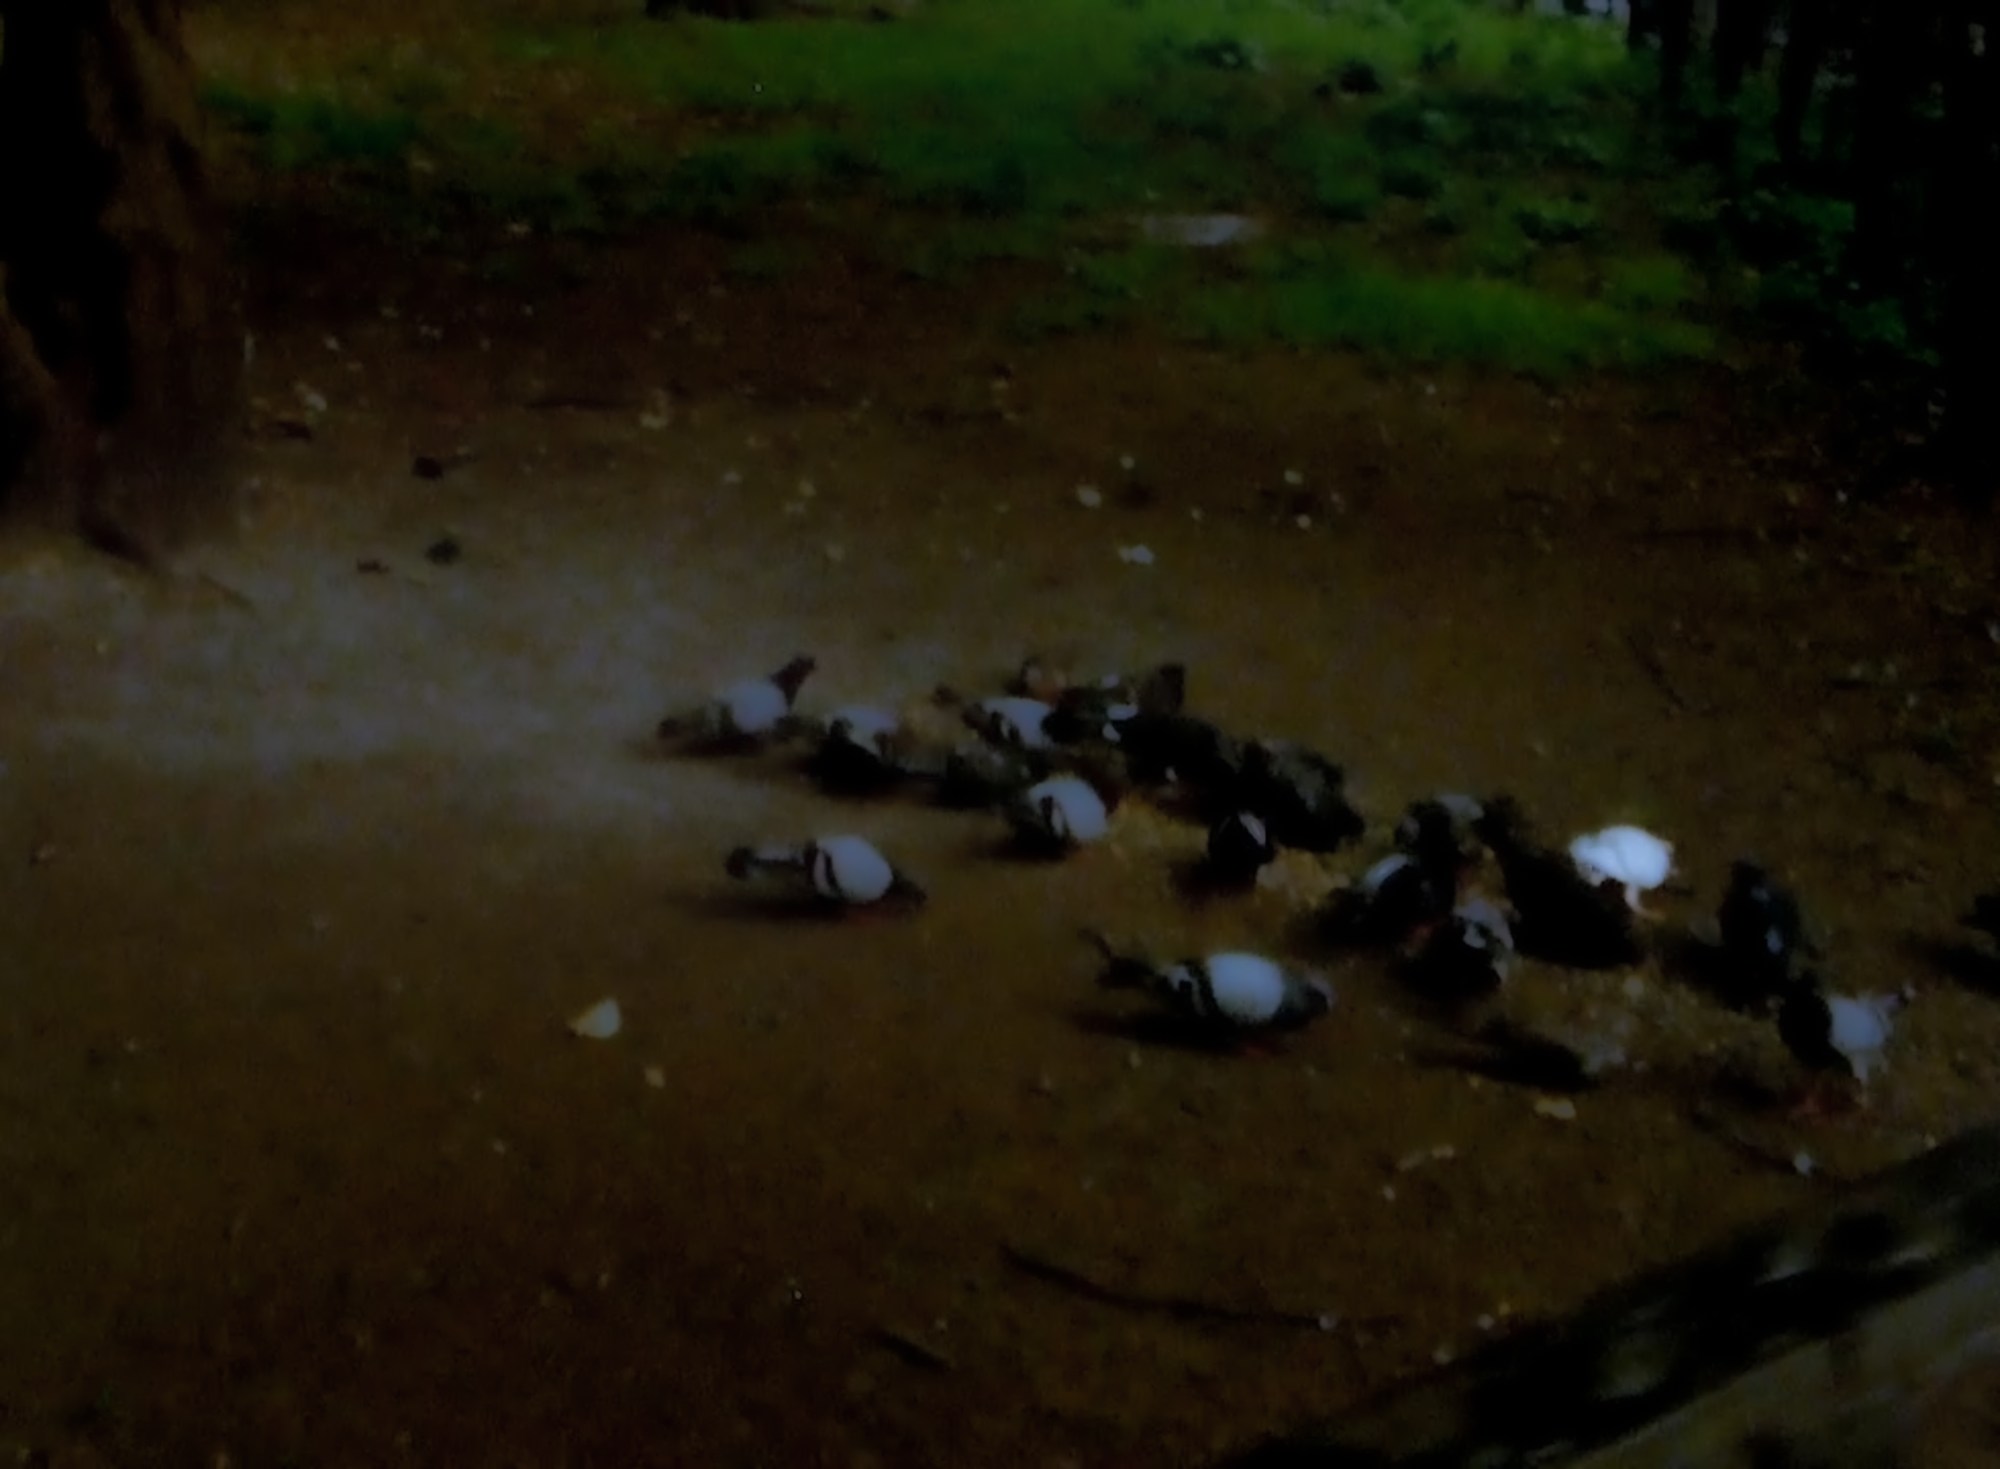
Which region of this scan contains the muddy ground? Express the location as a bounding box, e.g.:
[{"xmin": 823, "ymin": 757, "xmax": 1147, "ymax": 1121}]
[{"xmin": 5, "ymin": 227, "xmax": 2000, "ymax": 1466}]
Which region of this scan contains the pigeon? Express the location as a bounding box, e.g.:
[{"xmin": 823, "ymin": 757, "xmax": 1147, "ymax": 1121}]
[
  {"xmin": 1777, "ymin": 972, "xmax": 1904, "ymax": 1113},
  {"xmin": 1324, "ymin": 850, "xmax": 1454, "ymax": 945},
  {"xmin": 724, "ymin": 835, "xmax": 926, "ymax": 909},
  {"xmin": 1006, "ymin": 773, "xmax": 1116, "ymax": 852},
  {"xmin": 1325, "ymin": 804, "xmax": 1466, "ymax": 944},
  {"xmin": 1475, "ymin": 795, "xmax": 1641, "ymax": 969},
  {"xmin": 1114, "ymin": 712, "xmax": 1247, "ymax": 796},
  {"xmin": 806, "ymin": 705, "xmax": 910, "ymax": 793},
  {"xmin": 1569, "ymin": 824, "xmax": 1675, "ymax": 912},
  {"xmin": 1439, "ymin": 1014, "xmax": 1629, "ymax": 1092},
  {"xmin": 1405, "ymin": 893, "xmax": 1517, "ymax": 1002},
  {"xmin": 1717, "ymin": 860, "xmax": 1813, "ymax": 1001},
  {"xmin": 1234, "ymin": 739, "xmax": 1365, "ymax": 852},
  {"xmin": 659, "ymin": 655, "xmax": 816, "ymax": 746},
  {"xmin": 1011, "ymin": 654, "xmax": 1185, "ymax": 706},
  {"xmin": 962, "ymin": 695, "xmax": 1061, "ymax": 752},
  {"xmin": 1088, "ymin": 932, "xmax": 1334, "ymax": 1042},
  {"xmin": 1395, "ymin": 793, "xmax": 1485, "ymax": 871},
  {"xmin": 1203, "ymin": 810, "xmax": 1278, "ymax": 887},
  {"xmin": 1043, "ymin": 661, "xmax": 1188, "ymax": 744},
  {"xmin": 922, "ymin": 740, "xmax": 1049, "ymax": 808}
]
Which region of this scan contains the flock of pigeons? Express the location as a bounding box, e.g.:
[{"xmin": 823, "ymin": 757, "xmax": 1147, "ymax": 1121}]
[{"xmin": 660, "ymin": 653, "xmax": 2000, "ymax": 1114}]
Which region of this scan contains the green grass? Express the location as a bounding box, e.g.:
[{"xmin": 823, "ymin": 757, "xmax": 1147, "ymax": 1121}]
[
  {"xmin": 196, "ymin": 0, "xmax": 1732, "ymax": 374},
  {"xmin": 1182, "ymin": 268, "xmax": 1711, "ymax": 373},
  {"xmin": 1006, "ymin": 238, "xmax": 1712, "ymax": 373},
  {"xmin": 1602, "ymin": 254, "xmax": 1699, "ymax": 313},
  {"xmin": 203, "ymin": 81, "xmax": 422, "ymax": 171}
]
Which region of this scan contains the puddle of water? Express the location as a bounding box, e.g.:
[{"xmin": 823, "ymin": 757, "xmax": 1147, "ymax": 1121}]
[{"xmin": 1136, "ymin": 213, "xmax": 1267, "ymax": 248}]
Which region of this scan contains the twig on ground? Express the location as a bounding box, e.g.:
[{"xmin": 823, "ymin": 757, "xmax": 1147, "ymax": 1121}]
[
  {"xmin": 1624, "ymin": 627, "xmax": 1690, "ymax": 713},
  {"xmin": 192, "ymin": 570, "xmax": 257, "ymax": 611},
  {"xmin": 1000, "ymin": 1243, "xmax": 1377, "ymax": 1334},
  {"xmin": 1688, "ymin": 1103, "xmax": 1856, "ymax": 1184},
  {"xmin": 871, "ymin": 1324, "xmax": 954, "ymax": 1372}
]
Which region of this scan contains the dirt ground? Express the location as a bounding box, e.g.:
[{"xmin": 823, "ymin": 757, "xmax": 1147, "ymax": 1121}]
[{"xmin": 6, "ymin": 224, "xmax": 2000, "ymax": 1467}]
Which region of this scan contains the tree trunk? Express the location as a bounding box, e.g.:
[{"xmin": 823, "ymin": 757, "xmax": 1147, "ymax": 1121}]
[
  {"xmin": 1935, "ymin": 0, "xmax": 1999, "ymax": 502},
  {"xmin": 1775, "ymin": 0, "xmax": 1838, "ymax": 171},
  {"xmin": 1846, "ymin": 0, "xmax": 1928, "ymax": 291},
  {"xmin": 1628, "ymin": 0, "xmax": 1660, "ymax": 50},
  {"xmin": 1701, "ymin": 0, "xmax": 1774, "ymax": 168},
  {"xmin": 0, "ymin": 0, "xmax": 240, "ymax": 553},
  {"xmin": 1, "ymin": 281, "xmax": 59, "ymax": 490},
  {"xmin": 1658, "ymin": 0, "xmax": 1700, "ymax": 108},
  {"xmin": 1714, "ymin": 0, "xmax": 1778, "ymax": 98}
]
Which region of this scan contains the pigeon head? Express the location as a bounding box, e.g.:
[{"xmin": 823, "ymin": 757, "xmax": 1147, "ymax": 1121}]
[
  {"xmin": 1400, "ymin": 800, "xmax": 1465, "ymax": 873},
  {"xmin": 1136, "ymin": 662, "xmax": 1188, "ymax": 717},
  {"xmin": 1036, "ymin": 790, "xmax": 1073, "ymax": 843},
  {"xmin": 1472, "ymin": 793, "xmax": 1529, "ymax": 846},
  {"xmin": 1296, "ymin": 974, "xmax": 1337, "ymax": 1017},
  {"xmin": 1159, "ymin": 962, "xmax": 1202, "ymax": 1004},
  {"xmin": 771, "ymin": 655, "xmax": 817, "ymax": 704},
  {"xmin": 1729, "ymin": 858, "xmax": 1770, "ymax": 887},
  {"xmin": 1208, "ymin": 810, "xmax": 1276, "ymax": 872}
]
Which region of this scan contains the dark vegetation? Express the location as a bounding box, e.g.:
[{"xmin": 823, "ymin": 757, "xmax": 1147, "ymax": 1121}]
[
  {"xmin": 1628, "ymin": 0, "xmax": 1998, "ymax": 498},
  {"xmin": 0, "ymin": 0, "xmax": 1995, "ymax": 544}
]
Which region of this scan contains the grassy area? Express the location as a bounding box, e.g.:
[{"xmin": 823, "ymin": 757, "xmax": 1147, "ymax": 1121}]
[{"xmin": 193, "ymin": 0, "xmax": 1732, "ymax": 374}]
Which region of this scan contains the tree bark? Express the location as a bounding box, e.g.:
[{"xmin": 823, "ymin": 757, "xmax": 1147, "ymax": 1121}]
[
  {"xmin": 1628, "ymin": 0, "xmax": 1661, "ymax": 50},
  {"xmin": 1714, "ymin": 0, "xmax": 1778, "ymax": 98},
  {"xmin": 1846, "ymin": 0, "xmax": 1929, "ymax": 291},
  {"xmin": 1775, "ymin": 0, "xmax": 1838, "ymax": 171},
  {"xmin": 1936, "ymin": 0, "xmax": 1999, "ymax": 502},
  {"xmin": 0, "ymin": 0, "xmax": 240, "ymax": 552},
  {"xmin": 1658, "ymin": 0, "xmax": 1700, "ymax": 108}
]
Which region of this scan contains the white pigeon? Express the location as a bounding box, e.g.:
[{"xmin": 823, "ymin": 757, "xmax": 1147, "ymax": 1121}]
[
  {"xmin": 1569, "ymin": 825, "xmax": 1674, "ymax": 911},
  {"xmin": 964, "ymin": 696, "xmax": 1059, "ymax": 752},
  {"xmin": 1092, "ymin": 935, "xmax": 1335, "ymax": 1040},
  {"xmin": 1152, "ymin": 953, "xmax": 1335, "ymax": 1035},
  {"xmin": 661, "ymin": 655, "xmax": 817, "ymax": 744},
  {"xmin": 1778, "ymin": 975, "xmax": 1907, "ymax": 1111},
  {"xmin": 1824, "ymin": 993, "xmax": 1902, "ymax": 1083},
  {"xmin": 1007, "ymin": 774, "xmax": 1113, "ymax": 850},
  {"xmin": 725, "ymin": 835, "xmax": 926, "ymax": 908}
]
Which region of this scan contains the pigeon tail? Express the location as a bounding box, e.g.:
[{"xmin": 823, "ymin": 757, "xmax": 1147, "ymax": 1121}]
[
  {"xmin": 725, "ymin": 843, "xmax": 808, "ymax": 881},
  {"xmin": 1082, "ymin": 929, "xmax": 1155, "ymax": 989}
]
